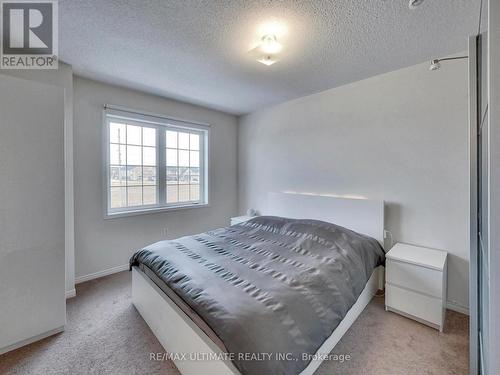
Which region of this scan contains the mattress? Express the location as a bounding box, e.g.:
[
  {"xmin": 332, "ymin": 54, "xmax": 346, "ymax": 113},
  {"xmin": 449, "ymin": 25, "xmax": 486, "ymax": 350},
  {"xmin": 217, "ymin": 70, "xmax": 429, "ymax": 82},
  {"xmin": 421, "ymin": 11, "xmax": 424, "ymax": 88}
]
[{"xmin": 130, "ymin": 216, "xmax": 385, "ymax": 375}]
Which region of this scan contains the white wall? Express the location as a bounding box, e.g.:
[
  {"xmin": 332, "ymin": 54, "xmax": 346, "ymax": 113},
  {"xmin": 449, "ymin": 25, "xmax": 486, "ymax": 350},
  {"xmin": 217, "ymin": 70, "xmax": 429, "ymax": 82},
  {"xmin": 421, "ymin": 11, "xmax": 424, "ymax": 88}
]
[
  {"xmin": 0, "ymin": 74, "xmax": 66, "ymax": 353},
  {"xmin": 238, "ymin": 59, "xmax": 470, "ymax": 311},
  {"xmin": 73, "ymin": 77, "xmax": 238, "ymax": 280},
  {"xmin": 1, "ymin": 63, "xmax": 75, "ymax": 297}
]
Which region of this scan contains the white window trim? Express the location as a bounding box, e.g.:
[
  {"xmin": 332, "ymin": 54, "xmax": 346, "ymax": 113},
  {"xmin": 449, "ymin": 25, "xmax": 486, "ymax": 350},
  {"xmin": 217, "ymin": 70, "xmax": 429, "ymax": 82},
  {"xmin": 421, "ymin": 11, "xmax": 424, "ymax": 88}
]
[{"xmin": 102, "ymin": 105, "xmax": 210, "ymax": 219}]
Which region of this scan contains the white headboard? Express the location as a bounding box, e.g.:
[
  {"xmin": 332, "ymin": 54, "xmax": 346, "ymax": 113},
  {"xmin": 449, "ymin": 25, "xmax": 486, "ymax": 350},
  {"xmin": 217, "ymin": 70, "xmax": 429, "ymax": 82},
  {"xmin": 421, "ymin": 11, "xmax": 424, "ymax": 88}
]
[{"xmin": 266, "ymin": 192, "xmax": 385, "ymax": 247}]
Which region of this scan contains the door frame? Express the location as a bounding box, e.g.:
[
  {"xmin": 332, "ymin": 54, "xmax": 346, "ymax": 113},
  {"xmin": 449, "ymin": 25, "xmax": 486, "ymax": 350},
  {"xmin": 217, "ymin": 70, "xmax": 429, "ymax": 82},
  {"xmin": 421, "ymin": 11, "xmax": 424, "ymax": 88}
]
[{"xmin": 468, "ymin": 34, "xmax": 479, "ymax": 375}]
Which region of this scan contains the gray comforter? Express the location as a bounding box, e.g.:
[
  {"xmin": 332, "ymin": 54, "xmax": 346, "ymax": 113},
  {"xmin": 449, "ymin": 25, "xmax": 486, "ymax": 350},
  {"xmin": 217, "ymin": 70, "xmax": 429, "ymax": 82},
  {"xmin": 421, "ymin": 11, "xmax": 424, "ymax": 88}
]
[{"xmin": 130, "ymin": 216, "xmax": 385, "ymax": 375}]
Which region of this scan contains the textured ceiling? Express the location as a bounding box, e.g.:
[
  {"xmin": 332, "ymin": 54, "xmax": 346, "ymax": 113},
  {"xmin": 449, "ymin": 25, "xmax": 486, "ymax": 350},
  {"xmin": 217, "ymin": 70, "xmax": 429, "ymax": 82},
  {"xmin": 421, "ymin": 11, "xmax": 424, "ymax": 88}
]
[{"xmin": 59, "ymin": 0, "xmax": 480, "ymax": 115}]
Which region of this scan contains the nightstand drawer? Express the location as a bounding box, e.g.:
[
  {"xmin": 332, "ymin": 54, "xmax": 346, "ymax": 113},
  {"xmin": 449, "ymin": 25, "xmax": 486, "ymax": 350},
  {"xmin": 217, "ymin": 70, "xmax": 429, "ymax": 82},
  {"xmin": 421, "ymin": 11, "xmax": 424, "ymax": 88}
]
[
  {"xmin": 386, "ymin": 259, "xmax": 443, "ymax": 298},
  {"xmin": 385, "ymin": 284, "xmax": 443, "ymax": 328}
]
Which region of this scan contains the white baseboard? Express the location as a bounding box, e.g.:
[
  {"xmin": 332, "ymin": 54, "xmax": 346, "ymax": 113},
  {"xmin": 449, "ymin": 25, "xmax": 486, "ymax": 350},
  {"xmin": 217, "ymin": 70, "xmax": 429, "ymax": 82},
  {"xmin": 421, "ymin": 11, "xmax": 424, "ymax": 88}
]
[
  {"xmin": 446, "ymin": 301, "xmax": 469, "ymax": 315},
  {"xmin": 0, "ymin": 326, "xmax": 64, "ymax": 355},
  {"xmin": 65, "ymin": 288, "xmax": 76, "ymax": 299},
  {"xmin": 75, "ymin": 264, "xmax": 129, "ymax": 284}
]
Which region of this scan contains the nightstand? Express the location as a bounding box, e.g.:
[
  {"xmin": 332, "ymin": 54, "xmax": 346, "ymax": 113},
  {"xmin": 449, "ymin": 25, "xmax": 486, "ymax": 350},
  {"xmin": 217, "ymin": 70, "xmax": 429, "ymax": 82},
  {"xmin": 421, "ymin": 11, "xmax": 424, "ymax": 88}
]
[
  {"xmin": 385, "ymin": 243, "xmax": 448, "ymax": 331},
  {"xmin": 230, "ymin": 215, "xmax": 256, "ymax": 226}
]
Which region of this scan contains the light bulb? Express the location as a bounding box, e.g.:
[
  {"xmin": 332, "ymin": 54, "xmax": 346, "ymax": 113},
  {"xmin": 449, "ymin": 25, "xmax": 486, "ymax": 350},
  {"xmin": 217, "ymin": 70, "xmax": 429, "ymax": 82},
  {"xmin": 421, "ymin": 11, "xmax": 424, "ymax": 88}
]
[{"xmin": 260, "ymin": 35, "xmax": 282, "ymax": 54}]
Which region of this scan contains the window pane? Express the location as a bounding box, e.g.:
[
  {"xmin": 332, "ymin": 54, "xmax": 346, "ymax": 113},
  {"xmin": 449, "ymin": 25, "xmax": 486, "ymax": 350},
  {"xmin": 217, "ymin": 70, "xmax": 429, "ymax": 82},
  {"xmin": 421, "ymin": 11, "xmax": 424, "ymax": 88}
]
[
  {"xmin": 110, "ymin": 187, "xmax": 126, "ymax": 208},
  {"xmin": 166, "ymin": 167, "xmax": 178, "ymax": 184},
  {"xmin": 110, "ymin": 166, "xmax": 126, "ymax": 186},
  {"xmin": 127, "ymin": 125, "xmax": 142, "ymax": 145},
  {"xmin": 143, "ymin": 166, "xmax": 156, "ymax": 185},
  {"xmin": 127, "ymin": 145, "xmax": 142, "ymax": 165},
  {"xmin": 107, "ymin": 113, "xmax": 207, "ymax": 213},
  {"xmin": 179, "ymin": 132, "xmax": 189, "ymax": 149},
  {"xmin": 127, "ymin": 166, "xmax": 142, "ymax": 186},
  {"xmin": 143, "ymin": 147, "xmax": 156, "ymax": 166},
  {"xmin": 190, "ymin": 133, "xmax": 200, "ymax": 150},
  {"xmin": 110, "ymin": 144, "xmax": 126, "ymax": 165},
  {"xmin": 179, "ymin": 150, "xmax": 189, "ymax": 167},
  {"xmin": 166, "ymin": 148, "xmax": 177, "ymax": 166},
  {"xmin": 143, "ymin": 186, "xmax": 157, "ymax": 205},
  {"xmin": 167, "ymin": 185, "xmax": 178, "ymax": 203},
  {"xmin": 190, "ymin": 151, "xmax": 199, "ymax": 167},
  {"xmin": 190, "ymin": 185, "xmax": 200, "ymax": 201},
  {"xmin": 179, "ymin": 184, "xmax": 190, "ymax": 202},
  {"xmin": 143, "ymin": 127, "xmax": 156, "ymax": 147},
  {"xmin": 127, "ymin": 186, "xmax": 142, "ymax": 206},
  {"xmin": 190, "ymin": 167, "xmax": 199, "ymax": 183},
  {"xmin": 166, "ymin": 130, "xmax": 177, "ymax": 148},
  {"xmin": 179, "ymin": 167, "xmax": 189, "ymax": 184},
  {"xmin": 110, "ymin": 122, "xmax": 126, "ymax": 144}
]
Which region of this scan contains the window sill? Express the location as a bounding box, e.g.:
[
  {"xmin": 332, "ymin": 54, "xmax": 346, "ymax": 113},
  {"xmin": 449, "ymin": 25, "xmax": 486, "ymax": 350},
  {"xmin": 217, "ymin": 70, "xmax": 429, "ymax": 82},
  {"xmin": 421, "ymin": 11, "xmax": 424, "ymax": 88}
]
[{"xmin": 104, "ymin": 202, "xmax": 210, "ymax": 219}]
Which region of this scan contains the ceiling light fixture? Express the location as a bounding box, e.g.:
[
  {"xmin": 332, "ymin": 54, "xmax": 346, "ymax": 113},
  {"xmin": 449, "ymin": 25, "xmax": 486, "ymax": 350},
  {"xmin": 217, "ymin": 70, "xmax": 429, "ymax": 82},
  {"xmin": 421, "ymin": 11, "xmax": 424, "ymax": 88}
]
[
  {"xmin": 260, "ymin": 34, "xmax": 282, "ymax": 54},
  {"xmin": 256, "ymin": 34, "xmax": 282, "ymax": 66}
]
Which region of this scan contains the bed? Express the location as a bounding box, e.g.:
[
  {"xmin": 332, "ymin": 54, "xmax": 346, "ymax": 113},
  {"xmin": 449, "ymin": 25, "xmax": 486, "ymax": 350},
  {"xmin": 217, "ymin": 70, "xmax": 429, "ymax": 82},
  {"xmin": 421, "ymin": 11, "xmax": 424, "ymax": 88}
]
[{"xmin": 130, "ymin": 193, "xmax": 385, "ymax": 375}]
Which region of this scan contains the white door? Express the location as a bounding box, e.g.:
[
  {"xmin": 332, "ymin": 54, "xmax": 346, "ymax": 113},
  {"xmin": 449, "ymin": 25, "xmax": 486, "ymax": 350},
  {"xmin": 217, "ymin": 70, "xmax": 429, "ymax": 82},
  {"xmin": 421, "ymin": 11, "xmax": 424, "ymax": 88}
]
[{"xmin": 0, "ymin": 74, "xmax": 65, "ymax": 353}]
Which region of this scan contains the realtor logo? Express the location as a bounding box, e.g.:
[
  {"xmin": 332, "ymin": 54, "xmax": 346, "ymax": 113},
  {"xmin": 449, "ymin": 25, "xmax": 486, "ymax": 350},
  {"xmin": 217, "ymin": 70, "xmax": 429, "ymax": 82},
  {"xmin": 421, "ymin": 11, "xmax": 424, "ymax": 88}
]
[{"xmin": 1, "ymin": 0, "xmax": 58, "ymax": 69}]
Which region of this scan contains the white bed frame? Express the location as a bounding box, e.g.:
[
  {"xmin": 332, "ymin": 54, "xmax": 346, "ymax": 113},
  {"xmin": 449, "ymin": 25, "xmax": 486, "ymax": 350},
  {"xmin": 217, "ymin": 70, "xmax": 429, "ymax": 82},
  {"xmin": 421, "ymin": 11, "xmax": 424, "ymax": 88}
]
[{"xmin": 132, "ymin": 192, "xmax": 385, "ymax": 375}]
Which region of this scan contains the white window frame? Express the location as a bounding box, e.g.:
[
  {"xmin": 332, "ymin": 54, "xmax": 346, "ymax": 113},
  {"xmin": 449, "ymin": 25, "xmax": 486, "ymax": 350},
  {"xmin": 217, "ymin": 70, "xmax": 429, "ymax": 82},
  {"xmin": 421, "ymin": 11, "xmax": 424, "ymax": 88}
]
[{"xmin": 103, "ymin": 105, "xmax": 210, "ymax": 219}]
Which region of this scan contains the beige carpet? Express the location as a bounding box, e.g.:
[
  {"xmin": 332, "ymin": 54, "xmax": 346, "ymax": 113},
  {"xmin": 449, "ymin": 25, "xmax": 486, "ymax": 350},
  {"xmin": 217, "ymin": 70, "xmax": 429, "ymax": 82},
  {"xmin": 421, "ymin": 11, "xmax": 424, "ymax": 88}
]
[{"xmin": 0, "ymin": 271, "xmax": 469, "ymax": 375}]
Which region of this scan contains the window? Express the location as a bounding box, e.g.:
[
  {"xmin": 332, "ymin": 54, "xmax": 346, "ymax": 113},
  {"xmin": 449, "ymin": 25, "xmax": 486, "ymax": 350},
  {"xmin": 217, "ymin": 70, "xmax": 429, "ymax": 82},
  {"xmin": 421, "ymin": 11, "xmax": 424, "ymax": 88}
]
[{"xmin": 105, "ymin": 107, "xmax": 209, "ymax": 217}]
